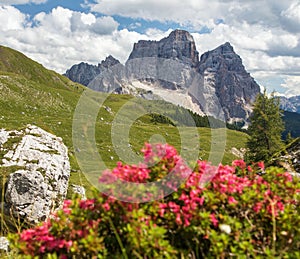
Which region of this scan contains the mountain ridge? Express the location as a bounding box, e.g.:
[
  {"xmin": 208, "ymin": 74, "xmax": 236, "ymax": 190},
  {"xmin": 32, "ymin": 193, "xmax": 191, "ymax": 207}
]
[
  {"xmin": 280, "ymin": 95, "xmax": 300, "ymax": 114},
  {"xmin": 65, "ymin": 29, "xmax": 261, "ymax": 124}
]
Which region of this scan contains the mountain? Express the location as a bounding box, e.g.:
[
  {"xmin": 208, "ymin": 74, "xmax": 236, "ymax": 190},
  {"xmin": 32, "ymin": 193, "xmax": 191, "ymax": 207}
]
[
  {"xmin": 280, "ymin": 95, "xmax": 300, "ymax": 114},
  {"xmin": 64, "ymin": 55, "xmax": 120, "ymax": 86},
  {"xmin": 198, "ymin": 42, "xmax": 260, "ymax": 123},
  {"xmin": 65, "ymin": 30, "xmax": 260, "ymax": 123}
]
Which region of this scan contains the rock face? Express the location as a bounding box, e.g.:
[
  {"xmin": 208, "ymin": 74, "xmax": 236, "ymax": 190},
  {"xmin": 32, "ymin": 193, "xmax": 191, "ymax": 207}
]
[
  {"xmin": 64, "ymin": 55, "xmax": 120, "ymax": 86},
  {"xmin": 280, "ymin": 95, "xmax": 300, "ymax": 114},
  {"xmin": 128, "ymin": 30, "xmax": 199, "ymax": 67},
  {"xmin": 198, "ymin": 42, "xmax": 261, "ymax": 123},
  {"xmin": 64, "ymin": 62, "xmax": 101, "ymax": 86},
  {"xmin": 0, "ymin": 125, "xmax": 70, "ymax": 223},
  {"xmin": 65, "ymin": 30, "xmax": 261, "ymax": 123}
]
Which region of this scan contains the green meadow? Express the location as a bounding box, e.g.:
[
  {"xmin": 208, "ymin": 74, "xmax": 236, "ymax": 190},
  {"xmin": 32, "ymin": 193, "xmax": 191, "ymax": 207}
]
[{"xmin": 0, "ymin": 45, "xmax": 248, "ymax": 198}]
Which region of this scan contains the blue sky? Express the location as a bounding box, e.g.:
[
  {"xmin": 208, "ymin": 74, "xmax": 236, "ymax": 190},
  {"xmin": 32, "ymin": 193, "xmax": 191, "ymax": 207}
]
[{"xmin": 0, "ymin": 0, "xmax": 300, "ymax": 96}]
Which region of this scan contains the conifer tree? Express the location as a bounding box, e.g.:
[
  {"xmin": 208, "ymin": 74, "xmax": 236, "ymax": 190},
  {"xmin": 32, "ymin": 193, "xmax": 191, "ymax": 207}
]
[{"xmin": 246, "ymin": 91, "xmax": 284, "ymax": 162}]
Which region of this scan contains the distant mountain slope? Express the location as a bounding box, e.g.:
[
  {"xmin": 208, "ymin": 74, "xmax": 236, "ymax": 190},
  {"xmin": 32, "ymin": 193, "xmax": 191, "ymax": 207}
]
[
  {"xmin": 65, "ymin": 30, "xmax": 261, "ymax": 124},
  {"xmin": 280, "ymin": 95, "xmax": 300, "ymax": 114}
]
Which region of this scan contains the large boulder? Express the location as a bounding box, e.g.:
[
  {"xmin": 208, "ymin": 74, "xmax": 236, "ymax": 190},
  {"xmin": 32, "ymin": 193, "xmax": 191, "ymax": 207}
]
[{"xmin": 0, "ymin": 125, "xmax": 70, "ymax": 223}]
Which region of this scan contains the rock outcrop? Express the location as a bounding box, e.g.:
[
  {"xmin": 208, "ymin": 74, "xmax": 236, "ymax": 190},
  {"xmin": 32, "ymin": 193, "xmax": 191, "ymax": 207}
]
[
  {"xmin": 71, "ymin": 184, "xmax": 87, "ymax": 200},
  {"xmin": 0, "ymin": 125, "xmax": 70, "ymax": 223},
  {"xmin": 128, "ymin": 29, "xmax": 199, "ymax": 67},
  {"xmin": 0, "ymin": 236, "xmax": 9, "ymax": 252},
  {"xmin": 198, "ymin": 42, "xmax": 261, "ymax": 123},
  {"xmin": 65, "ymin": 30, "xmax": 261, "ymax": 123}
]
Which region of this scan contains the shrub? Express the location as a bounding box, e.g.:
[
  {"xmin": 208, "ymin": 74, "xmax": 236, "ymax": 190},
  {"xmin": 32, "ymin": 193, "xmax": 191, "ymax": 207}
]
[{"xmin": 9, "ymin": 143, "xmax": 300, "ymax": 258}]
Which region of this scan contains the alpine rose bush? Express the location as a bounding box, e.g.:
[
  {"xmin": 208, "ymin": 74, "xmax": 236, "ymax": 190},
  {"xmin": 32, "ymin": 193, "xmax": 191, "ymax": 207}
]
[{"xmin": 9, "ymin": 143, "xmax": 300, "ymax": 258}]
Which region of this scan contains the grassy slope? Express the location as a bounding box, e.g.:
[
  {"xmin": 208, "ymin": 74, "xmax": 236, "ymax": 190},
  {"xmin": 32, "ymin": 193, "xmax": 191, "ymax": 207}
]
[{"xmin": 0, "ymin": 45, "xmax": 248, "ymax": 197}]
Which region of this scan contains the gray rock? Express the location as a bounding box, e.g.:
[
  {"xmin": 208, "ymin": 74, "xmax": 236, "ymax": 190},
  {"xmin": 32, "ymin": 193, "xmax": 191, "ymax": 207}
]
[
  {"xmin": 0, "ymin": 129, "xmax": 9, "ymax": 146},
  {"xmin": 71, "ymin": 184, "xmax": 86, "ymax": 200},
  {"xmin": 128, "ymin": 29, "xmax": 199, "ymax": 67},
  {"xmin": 198, "ymin": 42, "xmax": 261, "ymax": 123},
  {"xmin": 64, "ymin": 55, "xmax": 120, "ymax": 86},
  {"xmin": 0, "ymin": 236, "xmax": 9, "ymax": 252},
  {"xmin": 0, "ymin": 125, "xmax": 70, "ymax": 223}
]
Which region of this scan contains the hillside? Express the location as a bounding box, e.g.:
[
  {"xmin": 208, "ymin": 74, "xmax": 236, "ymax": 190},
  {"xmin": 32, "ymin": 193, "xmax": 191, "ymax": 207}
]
[
  {"xmin": 283, "ymin": 111, "xmax": 300, "ymax": 139},
  {"xmin": 0, "ymin": 45, "xmax": 249, "ymax": 197}
]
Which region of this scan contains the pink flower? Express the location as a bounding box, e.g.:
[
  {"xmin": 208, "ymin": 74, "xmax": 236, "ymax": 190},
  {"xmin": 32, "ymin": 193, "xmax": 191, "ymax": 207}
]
[
  {"xmin": 184, "ymin": 218, "xmax": 190, "ymax": 227},
  {"xmin": 276, "ymin": 201, "xmax": 284, "ymax": 212},
  {"xmin": 247, "ymin": 165, "xmax": 253, "ymax": 172},
  {"xmin": 63, "ymin": 199, "xmax": 72, "ymax": 208},
  {"xmin": 232, "ymin": 160, "xmax": 246, "ymax": 170},
  {"xmin": 158, "ymin": 203, "xmax": 167, "ymax": 217},
  {"xmin": 257, "ymin": 161, "xmax": 265, "ymax": 170},
  {"xmin": 253, "ymin": 202, "xmax": 263, "ymax": 213},
  {"xmin": 175, "ymin": 213, "xmax": 182, "ymax": 225},
  {"xmin": 102, "ymin": 202, "xmax": 110, "ymax": 211},
  {"xmin": 210, "ymin": 213, "xmax": 218, "ymax": 227},
  {"xmin": 79, "ymin": 199, "xmax": 95, "ymax": 210},
  {"xmin": 228, "ymin": 196, "xmax": 238, "ymax": 205}
]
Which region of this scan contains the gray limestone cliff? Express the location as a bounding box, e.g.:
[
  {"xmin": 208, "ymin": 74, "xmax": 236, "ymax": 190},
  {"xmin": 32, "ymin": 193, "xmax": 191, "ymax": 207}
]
[
  {"xmin": 65, "ymin": 30, "xmax": 261, "ymax": 123},
  {"xmin": 198, "ymin": 42, "xmax": 261, "ymax": 123},
  {"xmin": 128, "ymin": 29, "xmax": 199, "ymax": 67},
  {"xmin": 64, "ymin": 55, "xmax": 120, "ymax": 86}
]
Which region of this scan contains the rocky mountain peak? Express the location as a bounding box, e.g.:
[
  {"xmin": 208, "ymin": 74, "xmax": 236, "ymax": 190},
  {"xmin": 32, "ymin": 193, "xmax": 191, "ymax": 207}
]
[
  {"xmin": 167, "ymin": 29, "xmax": 195, "ymax": 43},
  {"xmin": 199, "ymin": 42, "xmax": 244, "ymax": 73},
  {"xmin": 64, "ymin": 55, "xmax": 120, "ymax": 86},
  {"xmin": 128, "ymin": 29, "xmax": 199, "ymax": 67},
  {"xmin": 217, "ymin": 42, "xmax": 234, "ymax": 53},
  {"xmin": 198, "ymin": 42, "xmax": 260, "ymax": 123},
  {"xmin": 99, "ymin": 55, "xmax": 120, "ymax": 69}
]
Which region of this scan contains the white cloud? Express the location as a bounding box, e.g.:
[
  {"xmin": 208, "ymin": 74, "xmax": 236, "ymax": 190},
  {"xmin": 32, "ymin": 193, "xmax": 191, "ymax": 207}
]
[
  {"xmin": 0, "ymin": 0, "xmax": 47, "ymax": 4},
  {"xmin": 0, "ymin": 5, "xmax": 28, "ymax": 31},
  {"xmin": 281, "ymin": 1, "xmax": 300, "ymax": 32},
  {"xmin": 87, "ymin": 0, "xmax": 294, "ymax": 29},
  {"xmin": 0, "ymin": 1, "xmax": 300, "ymax": 97},
  {"xmin": 0, "ymin": 6, "xmax": 123, "ymax": 73},
  {"xmin": 281, "ymin": 76, "xmax": 300, "ymax": 97},
  {"xmin": 34, "ymin": 7, "xmax": 73, "ymax": 34}
]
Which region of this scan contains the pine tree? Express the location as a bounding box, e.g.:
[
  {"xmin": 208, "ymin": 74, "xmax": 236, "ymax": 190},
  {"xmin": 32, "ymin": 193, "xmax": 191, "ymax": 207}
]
[{"xmin": 246, "ymin": 91, "xmax": 284, "ymax": 162}]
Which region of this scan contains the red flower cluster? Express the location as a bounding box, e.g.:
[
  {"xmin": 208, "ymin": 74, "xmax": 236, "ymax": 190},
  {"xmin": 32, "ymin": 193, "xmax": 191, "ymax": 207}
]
[
  {"xmin": 11, "ymin": 143, "xmax": 300, "ymax": 258},
  {"xmin": 20, "ymin": 222, "xmax": 72, "ymax": 256}
]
